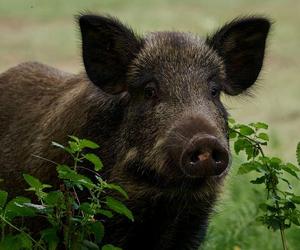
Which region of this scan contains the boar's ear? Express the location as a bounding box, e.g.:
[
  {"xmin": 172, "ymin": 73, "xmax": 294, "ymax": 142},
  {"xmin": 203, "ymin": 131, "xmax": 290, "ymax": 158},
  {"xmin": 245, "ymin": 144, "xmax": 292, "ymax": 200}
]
[
  {"xmin": 79, "ymin": 15, "xmax": 142, "ymax": 94},
  {"xmin": 206, "ymin": 17, "xmax": 271, "ymax": 95}
]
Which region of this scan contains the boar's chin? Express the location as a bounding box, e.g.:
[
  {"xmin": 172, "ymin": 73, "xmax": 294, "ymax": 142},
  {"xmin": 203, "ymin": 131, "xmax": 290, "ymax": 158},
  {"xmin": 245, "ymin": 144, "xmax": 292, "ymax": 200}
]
[{"xmin": 123, "ymin": 159, "xmax": 223, "ymax": 194}]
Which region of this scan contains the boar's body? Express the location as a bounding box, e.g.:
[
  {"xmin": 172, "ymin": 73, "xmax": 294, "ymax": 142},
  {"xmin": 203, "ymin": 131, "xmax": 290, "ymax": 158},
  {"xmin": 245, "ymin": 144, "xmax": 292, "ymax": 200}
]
[{"xmin": 0, "ymin": 15, "xmax": 271, "ymax": 250}]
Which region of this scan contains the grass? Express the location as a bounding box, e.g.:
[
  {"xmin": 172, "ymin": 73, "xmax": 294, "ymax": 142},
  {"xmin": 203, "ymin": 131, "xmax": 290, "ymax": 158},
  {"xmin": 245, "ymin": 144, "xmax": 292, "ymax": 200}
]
[{"xmin": 0, "ymin": 0, "xmax": 299, "ymax": 249}]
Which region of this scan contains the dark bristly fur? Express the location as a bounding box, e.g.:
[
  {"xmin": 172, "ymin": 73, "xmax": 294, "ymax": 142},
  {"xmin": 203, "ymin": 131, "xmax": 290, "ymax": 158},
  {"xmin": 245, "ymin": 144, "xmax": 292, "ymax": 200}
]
[{"xmin": 0, "ymin": 14, "xmax": 271, "ymax": 249}]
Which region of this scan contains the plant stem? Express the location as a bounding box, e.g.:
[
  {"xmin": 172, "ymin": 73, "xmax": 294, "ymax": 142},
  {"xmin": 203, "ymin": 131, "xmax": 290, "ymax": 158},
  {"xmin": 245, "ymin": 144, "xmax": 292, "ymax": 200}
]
[
  {"xmin": 0, "ymin": 216, "xmax": 46, "ymax": 250},
  {"xmin": 280, "ymin": 226, "xmax": 288, "ymax": 250}
]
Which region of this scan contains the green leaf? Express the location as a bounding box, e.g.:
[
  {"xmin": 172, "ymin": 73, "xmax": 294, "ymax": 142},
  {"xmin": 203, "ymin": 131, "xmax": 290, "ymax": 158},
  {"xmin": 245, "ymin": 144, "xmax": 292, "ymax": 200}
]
[
  {"xmin": 69, "ymin": 140, "xmax": 80, "ymax": 153},
  {"xmin": 80, "ymin": 202, "xmax": 95, "ymax": 215},
  {"xmin": 282, "ymin": 165, "xmax": 299, "ymax": 179},
  {"xmin": 291, "ymin": 195, "xmax": 300, "ymax": 204},
  {"xmin": 5, "ymin": 197, "xmax": 36, "ymax": 220},
  {"xmin": 258, "ymin": 132, "xmax": 269, "ymax": 141},
  {"xmin": 237, "ymin": 162, "xmax": 259, "ymax": 175},
  {"xmin": 250, "ymin": 176, "xmax": 266, "ymax": 184},
  {"xmin": 228, "ymin": 118, "xmax": 236, "ymax": 124},
  {"xmin": 17, "ymin": 232, "xmax": 33, "ymax": 250},
  {"xmin": 297, "ymin": 142, "xmax": 300, "ymax": 166},
  {"xmin": 90, "ymin": 221, "xmax": 104, "ymax": 243},
  {"xmin": 97, "ymin": 209, "xmax": 113, "ymax": 218},
  {"xmin": 23, "ymin": 174, "xmax": 43, "ymax": 189},
  {"xmin": 57, "ymin": 165, "xmax": 95, "ymax": 189},
  {"xmin": 239, "ymin": 125, "xmax": 255, "ymax": 136},
  {"xmin": 285, "ymin": 162, "xmax": 300, "ymax": 172},
  {"xmin": 41, "ymin": 228, "xmax": 59, "ymax": 250},
  {"xmin": 229, "ymin": 129, "xmax": 237, "ymax": 139},
  {"xmin": 250, "ymin": 122, "xmax": 268, "ymax": 130},
  {"xmin": 84, "ymin": 153, "xmax": 103, "ymax": 171},
  {"xmin": 104, "ymin": 183, "xmax": 129, "ymax": 199},
  {"xmin": 82, "ymin": 240, "xmax": 100, "ymax": 250},
  {"xmin": 234, "ymin": 138, "xmax": 252, "ymax": 155},
  {"xmin": 102, "ymin": 244, "xmax": 122, "ymax": 250},
  {"xmin": 44, "ymin": 191, "xmax": 64, "ymax": 206},
  {"xmin": 80, "ymin": 139, "xmax": 100, "ymax": 149},
  {"xmin": 0, "ymin": 190, "xmax": 8, "ymax": 208},
  {"xmin": 105, "ymin": 196, "xmax": 134, "ymax": 221}
]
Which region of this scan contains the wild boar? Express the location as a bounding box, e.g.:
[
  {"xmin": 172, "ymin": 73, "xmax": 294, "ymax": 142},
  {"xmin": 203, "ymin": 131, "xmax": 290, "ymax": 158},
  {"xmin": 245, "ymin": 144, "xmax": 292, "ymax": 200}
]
[{"xmin": 0, "ymin": 14, "xmax": 271, "ymax": 249}]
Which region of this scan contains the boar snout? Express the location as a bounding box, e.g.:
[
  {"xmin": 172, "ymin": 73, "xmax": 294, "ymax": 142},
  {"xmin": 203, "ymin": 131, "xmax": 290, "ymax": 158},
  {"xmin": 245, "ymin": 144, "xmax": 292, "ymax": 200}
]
[{"xmin": 180, "ymin": 134, "xmax": 229, "ymax": 178}]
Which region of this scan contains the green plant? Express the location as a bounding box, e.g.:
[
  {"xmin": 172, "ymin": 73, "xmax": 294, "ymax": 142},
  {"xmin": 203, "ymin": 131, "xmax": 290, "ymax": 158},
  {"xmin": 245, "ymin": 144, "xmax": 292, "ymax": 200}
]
[
  {"xmin": 229, "ymin": 118, "xmax": 300, "ymax": 250},
  {"xmin": 0, "ymin": 136, "xmax": 133, "ymax": 249}
]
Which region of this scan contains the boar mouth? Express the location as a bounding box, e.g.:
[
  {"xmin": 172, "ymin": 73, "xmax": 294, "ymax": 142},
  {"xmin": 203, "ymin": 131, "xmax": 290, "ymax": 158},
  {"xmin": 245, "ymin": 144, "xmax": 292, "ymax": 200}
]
[{"xmin": 124, "ymin": 159, "xmax": 220, "ymax": 192}]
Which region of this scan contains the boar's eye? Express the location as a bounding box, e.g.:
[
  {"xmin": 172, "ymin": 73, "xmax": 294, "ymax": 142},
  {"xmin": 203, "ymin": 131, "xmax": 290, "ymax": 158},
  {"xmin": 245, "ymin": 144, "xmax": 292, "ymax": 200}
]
[
  {"xmin": 144, "ymin": 82, "xmax": 158, "ymax": 100},
  {"xmin": 211, "ymin": 86, "xmax": 220, "ymax": 98}
]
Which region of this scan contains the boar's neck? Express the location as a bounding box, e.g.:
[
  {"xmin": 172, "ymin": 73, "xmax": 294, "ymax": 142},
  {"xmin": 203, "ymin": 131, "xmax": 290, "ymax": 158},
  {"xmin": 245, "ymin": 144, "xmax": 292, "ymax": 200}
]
[{"xmin": 104, "ymin": 195, "xmax": 216, "ymax": 250}]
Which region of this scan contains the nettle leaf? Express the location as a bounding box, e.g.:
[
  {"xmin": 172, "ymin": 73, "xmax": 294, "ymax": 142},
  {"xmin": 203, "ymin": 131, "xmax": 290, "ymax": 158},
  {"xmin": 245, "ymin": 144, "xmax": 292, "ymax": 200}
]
[
  {"xmin": 237, "ymin": 162, "xmax": 259, "ymax": 175},
  {"xmin": 297, "ymin": 142, "xmax": 300, "ymax": 166},
  {"xmin": 282, "ymin": 165, "xmax": 299, "ymax": 179},
  {"xmin": 82, "ymin": 240, "xmax": 100, "ymax": 250},
  {"xmin": 228, "ymin": 118, "xmax": 236, "ymax": 125},
  {"xmin": 5, "ymin": 197, "xmax": 36, "ymax": 220},
  {"xmin": 57, "ymin": 165, "xmax": 94, "ymax": 190},
  {"xmin": 44, "ymin": 191, "xmax": 64, "ymax": 206},
  {"xmin": 80, "ymin": 202, "xmax": 95, "ymax": 215},
  {"xmin": 69, "ymin": 140, "xmax": 80, "ymax": 153},
  {"xmin": 41, "ymin": 227, "xmax": 59, "ymax": 250},
  {"xmin": 23, "ymin": 174, "xmax": 43, "ymax": 189},
  {"xmin": 84, "ymin": 153, "xmax": 103, "ymax": 171},
  {"xmin": 0, "ymin": 190, "xmax": 8, "ymax": 208},
  {"xmin": 90, "ymin": 221, "xmax": 104, "ymax": 244},
  {"xmin": 229, "ymin": 129, "xmax": 237, "ymax": 139},
  {"xmin": 52, "ymin": 141, "xmax": 73, "ymax": 155},
  {"xmin": 238, "ymin": 125, "xmax": 255, "ymax": 136},
  {"xmin": 250, "ymin": 122, "xmax": 268, "ymax": 130},
  {"xmin": 250, "ymin": 176, "xmax": 266, "ymax": 184},
  {"xmin": 105, "ymin": 196, "xmax": 134, "ymax": 221},
  {"xmin": 234, "ymin": 138, "xmax": 253, "ymax": 155},
  {"xmin": 80, "ymin": 139, "xmax": 100, "ymax": 150},
  {"xmin": 102, "ymin": 244, "xmax": 122, "ymax": 250},
  {"xmin": 291, "ymin": 196, "xmax": 300, "ymax": 204},
  {"xmin": 258, "ymin": 132, "xmax": 269, "ymax": 141},
  {"xmin": 104, "ymin": 183, "xmax": 129, "ymax": 199},
  {"xmin": 97, "ymin": 209, "xmax": 114, "ymax": 218}
]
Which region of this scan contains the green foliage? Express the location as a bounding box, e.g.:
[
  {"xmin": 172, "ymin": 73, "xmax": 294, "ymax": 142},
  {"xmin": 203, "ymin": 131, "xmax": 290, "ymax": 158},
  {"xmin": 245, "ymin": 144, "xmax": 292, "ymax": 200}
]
[
  {"xmin": 229, "ymin": 119, "xmax": 300, "ymax": 250},
  {"xmin": 0, "ymin": 136, "xmax": 132, "ymax": 249}
]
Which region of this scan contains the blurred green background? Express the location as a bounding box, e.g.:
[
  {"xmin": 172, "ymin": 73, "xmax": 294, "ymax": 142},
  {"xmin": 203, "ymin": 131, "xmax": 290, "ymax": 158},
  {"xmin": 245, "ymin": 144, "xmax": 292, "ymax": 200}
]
[{"xmin": 0, "ymin": 0, "xmax": 299, "ymax": 249}]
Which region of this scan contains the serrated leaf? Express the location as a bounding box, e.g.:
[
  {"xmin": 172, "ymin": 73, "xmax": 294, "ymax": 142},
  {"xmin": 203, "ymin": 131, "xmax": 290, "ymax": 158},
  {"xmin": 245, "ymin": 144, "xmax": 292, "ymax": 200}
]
[
  {"xmin": 237, "ymin": 162, "xmax": 258, "ymax": 175},
  {"xmin": 228, "ymin": 118, "xmax": 236, "ymax": 124},
  {"xmin": 17, "ymin": 232, "xmax": 33, "ymax": 250},
  {"xmin": 282, "ymin": 165, "xmax": 299, "ymax": 179},
  {"xmin": 234, "ymin": 138, "xmax": 252, "ymax": 155},
  {"xmin": 105, "ymin": 196, "xmax": 134, "ymax": 221},
  {"xmin": 80, "ymin": 139, "xmax": 100, "ymax": 149},
  {"xmin": 97, "ymin": 209, "xmax": 113, "ymax": 218},
  {"xmin": 23, "ymin": 174, "xmax": 42, "ymax": 189},
  {"xmin": 258, "ymin": 132, "xmax": 269, "ymax": 141},
  {"xmin": 90, "ymin": 221, "xmax": 104, "ymax": 243},
  {"xmin": 84, "ymin": 153, "xmax": 103, "ymax": 171},
  {"xmin": 41, "ymin": 228, "xmax": 59, "ymax": 250},
  {"xmin": 104, "ymin": 183, "xmax": 128, "ymax": 199},
  {"xmin": 0, "ymin": 190, "xmax": 8, "ymax": 208},
  {"xmin": 239, "ymin": 125, "xmax": 255, "ymax": 136},
  {"xmin": 251, "ymin": 122, "xmax": 268, "ymax": 130},
  {"xmin": 5, "ymin": 197, "xmax": 36, "ymax": 220},
  {"xmin": 57, "ymin": 165, "xmax": 94, "ymax": 189},
  {"xmin": 229, "ymin": 130, "xmax": 237, "ymax": 139},
  {"xmin": 250, "ymin": 176, "xmax": 266, "ymax": 184},
  {"xmin": 82, "ymin": 240, "xmax": 100, "ymax": 250},
  {"xmin": 102, "ymin": 244, "xmax": 122, "ymax": 250},
  {"xmin": 291, "ymin": 195, "xmax": 300, "ymax": 204}
]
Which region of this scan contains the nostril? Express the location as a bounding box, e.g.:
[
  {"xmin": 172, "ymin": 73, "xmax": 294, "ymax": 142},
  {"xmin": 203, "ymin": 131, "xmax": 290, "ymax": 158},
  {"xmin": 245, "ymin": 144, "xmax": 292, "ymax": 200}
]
[
  {"xmin": 190, "ymin": 150, "xmax": 201, "ymax": 164},
  {"xmin": 180, "ymin": 135, "xmax": 229, "ymax": 178},
  {"xmin": 212, "ymin": 150, "xmax": 222, "ymax": 164}
]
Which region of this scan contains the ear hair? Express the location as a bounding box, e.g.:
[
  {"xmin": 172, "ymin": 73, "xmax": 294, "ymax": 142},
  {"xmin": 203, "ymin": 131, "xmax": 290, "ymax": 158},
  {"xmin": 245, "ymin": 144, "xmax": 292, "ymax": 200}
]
[{"xmin": 207, "ymin": 16, "xmax": 271, "ymax": 95}]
